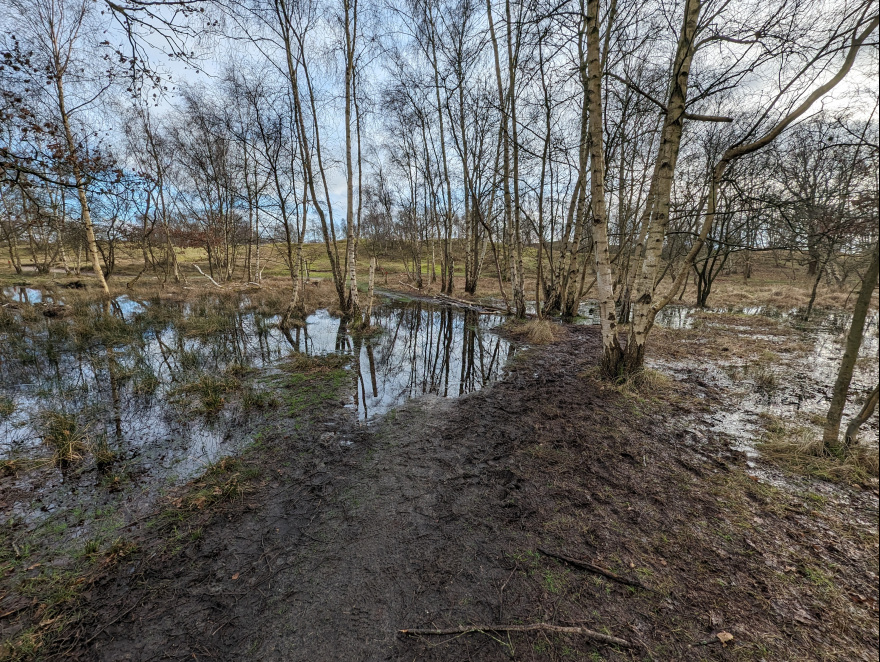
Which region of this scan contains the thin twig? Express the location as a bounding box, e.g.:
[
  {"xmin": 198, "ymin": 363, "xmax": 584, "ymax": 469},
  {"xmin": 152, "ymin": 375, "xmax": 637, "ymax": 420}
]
[
  {"xmin": 399, "ymin": 622, "xmax": 632, "ymax": 647},
  {"xmin": 537, "ymin": 547, "xmax": 657, "ymax": 592}
]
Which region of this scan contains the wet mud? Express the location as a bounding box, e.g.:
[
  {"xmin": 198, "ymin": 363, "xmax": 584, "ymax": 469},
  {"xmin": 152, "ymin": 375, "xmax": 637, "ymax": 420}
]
[{"xmin": 43, "ymin": 327, "xmax": 878, "ymax": 661}]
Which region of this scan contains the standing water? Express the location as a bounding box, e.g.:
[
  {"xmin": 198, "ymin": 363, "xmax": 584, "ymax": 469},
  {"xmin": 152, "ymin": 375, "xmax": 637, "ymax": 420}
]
[{"xmin": 0, "ymin": 289, "xmax": 514, "ymax": 539}]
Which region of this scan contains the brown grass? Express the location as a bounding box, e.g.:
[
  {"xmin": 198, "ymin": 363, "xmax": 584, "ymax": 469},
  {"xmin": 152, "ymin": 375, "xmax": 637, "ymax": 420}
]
[
  {"xmin": 3, "ymin": 248, "xmax": 876, "ymax": 319},
  {"xmin": 758, "ymin": 415, "xmax": 879, "ymax": 483},
  {"xmin": 625, "ymin": 368, "xmax": 674, "ymax": 393},
  {"xmin": 174, "ymin": 457, "xmax": 261, "ymax": 512},
  {"xmin": 501, "ymin": 318, "xmax": 562, "ymax": 344},
  {"xmin": 39, "ymin": 411, "xmax": 90, "ymax": 466},
  {"xmin": 280, "ymin": 352, "xmax": 349, "ymax": 374}
]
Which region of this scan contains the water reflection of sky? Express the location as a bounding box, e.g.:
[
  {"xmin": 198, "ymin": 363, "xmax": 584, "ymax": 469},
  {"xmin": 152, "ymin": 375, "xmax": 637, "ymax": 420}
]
[
  {"xmin": 3, "ymin": 286, "xmax": 44, "ymax": 304},
  {"xmin": 0, "ymin": 295, "xmax": 514, "ymax": 476},
  {"xmin": 0, "ymin": 292, "xmax": 517, "ymax": 538},
  {"xmin": 287, "ymin": 307, "xmax": 513, "ymax": 420}
]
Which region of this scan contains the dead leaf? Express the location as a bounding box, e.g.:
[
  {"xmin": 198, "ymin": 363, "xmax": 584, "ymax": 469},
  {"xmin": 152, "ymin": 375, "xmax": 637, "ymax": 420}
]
[
  {"xmin": 716, "ymin": 631, "xmax": 734, "ymax": 646},
  {"xmin": 231, "ymin": 573, "xmax": 239, "ymax": 581}
]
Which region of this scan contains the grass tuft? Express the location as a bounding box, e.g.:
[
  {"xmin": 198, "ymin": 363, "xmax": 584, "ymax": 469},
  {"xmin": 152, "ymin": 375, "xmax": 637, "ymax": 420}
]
[
  {"xmin": 0, "ymin": 395, "xmax": 14, "ymax": 419},
  {"xmin": 502, "ymin": 318, "xmax": 560, "ymax": 344},
  {"xmin": 281, "ymin": 353, "xmax": 349, "ymax": 374},
  {"xmin": 746, "ymin": 363, "xmax": 778, "ymax": 392},
  {"xmin": 175, "ymin": 457, "xmax": 259, "ymax": 511},
  {"xmin": 39, "ymin": 411, "xmax": 90, "ymax": 467},
  {"xmin": 171, "ymin": 375, "xmax": 240, "ymax": 413},
  {"xmin": 758, "ymin": 414, "xmax": 879, "ymax": 482}
]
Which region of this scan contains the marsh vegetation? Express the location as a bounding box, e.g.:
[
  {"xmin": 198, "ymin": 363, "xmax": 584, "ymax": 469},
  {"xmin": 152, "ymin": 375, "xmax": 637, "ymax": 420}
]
[{"xmin": 0, "ymin": 0, "xmax": 878, "ymax": 657}]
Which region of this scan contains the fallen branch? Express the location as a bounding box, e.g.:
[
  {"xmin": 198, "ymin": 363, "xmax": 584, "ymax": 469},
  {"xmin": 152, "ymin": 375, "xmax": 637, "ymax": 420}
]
[
  {"xmin": 397, "ymin": 279, "xmax": 422, "ymax": 292},
  {"xmin": 387, "ymin": 285, "xmax": 506, "ymax": 314},
  {"xmin": 399, "ymin": 622, "xmax": 632, "ymax": 647},
  {"xmin": 193, "ymin": 265, "xmax": 223, "ymax": 288},
  {"xmin": 435, "ymin": 293, "xmax": 506, "ymax": 314},
  {"xmin": 538, "ymin": 547, "xmax": 656, "ymax": 592}
]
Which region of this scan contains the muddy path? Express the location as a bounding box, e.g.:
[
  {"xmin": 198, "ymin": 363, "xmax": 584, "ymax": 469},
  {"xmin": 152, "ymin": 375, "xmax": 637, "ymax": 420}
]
[{"xmin": 48, "ymin": 327, "xmax": 878, "ymax": 661}]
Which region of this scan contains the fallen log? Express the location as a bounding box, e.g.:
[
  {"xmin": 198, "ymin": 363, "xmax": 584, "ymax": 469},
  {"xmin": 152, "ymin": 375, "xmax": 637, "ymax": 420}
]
[
  {"xmin": 397, "ymin": 280, "xmax": 422, "ymax": 292},
  {"xmin": 538, "ymin": 547, "xmax": 657, "ymax": 592},
  {"xmin": 385, "ymin": 286, "xmax": 508, "ymax": 314},
  {"xmin": 193, "ymin": 265, "xmax": 223, "ymax": 288},
  {"xmin": 399, "ymin": 622, "xmax": 632, "ymax": 647},
  {"xmin": 435, "ymin": 293, "xmax": 507, "ymax": 314}
]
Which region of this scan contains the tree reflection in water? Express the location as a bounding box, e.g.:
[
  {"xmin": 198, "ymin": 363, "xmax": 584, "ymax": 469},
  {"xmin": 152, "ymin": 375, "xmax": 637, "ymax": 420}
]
[
  {"xmin": 0, "ymin": 295, "xmax": 513, "ymax": 477},
  {"xmin": 285, "ymin": 302, "xmax": 514, "ymax": 420}
]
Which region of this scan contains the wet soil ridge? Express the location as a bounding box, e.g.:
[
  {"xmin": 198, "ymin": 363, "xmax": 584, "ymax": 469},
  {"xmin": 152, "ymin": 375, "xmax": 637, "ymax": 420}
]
[{"xmin": 37, "ymin": 327, "xmax": 878, "ymax": 661}]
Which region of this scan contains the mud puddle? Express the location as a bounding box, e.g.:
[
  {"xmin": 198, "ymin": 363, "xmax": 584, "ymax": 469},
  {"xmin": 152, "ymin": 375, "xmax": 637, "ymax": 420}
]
[{"xmin": 0, "ymin": 290, "xmax": 514, "ymax": 546}]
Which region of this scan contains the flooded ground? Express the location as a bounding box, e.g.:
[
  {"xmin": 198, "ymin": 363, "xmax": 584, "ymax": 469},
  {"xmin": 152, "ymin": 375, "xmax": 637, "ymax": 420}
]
[
  {"xmin": 292, "ymin": 305, "xmax": 512, "ymax": 421},
  {"xmin": 1, "ymin": 283, "xmax": 877, "ymax": 661},
  {"xmin": 0, "ymin": 287, "xmax": 513, "ymax": 554},
  {"xmin": 644, "ymin": 305, "xmax": 879, "ymax": 476},
  {"xmin": 40, "ymin": 322, "xmax": 880, "ymax": 662}
]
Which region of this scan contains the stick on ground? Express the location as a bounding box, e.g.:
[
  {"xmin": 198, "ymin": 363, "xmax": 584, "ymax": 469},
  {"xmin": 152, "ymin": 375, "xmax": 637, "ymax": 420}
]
[
  {"xmin": 537, "ymin": 547, "xmax": 657, "ymax": 592},
  {"xmin": 399, "ymin": 622, "xmax": 632, "ymax": 647}
]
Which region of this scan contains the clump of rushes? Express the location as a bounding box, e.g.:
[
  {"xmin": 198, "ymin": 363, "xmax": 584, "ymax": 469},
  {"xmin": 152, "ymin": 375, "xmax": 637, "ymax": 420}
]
[
  {"xmin": 172, "ymin": 375, "xmax": 240, "ymax": 413},
  {"xmin": 40, "ymin": 410, "xmax": 90, "ymax": 468},
  {"xmin": 91, "ymin": 436, "xmax": 117, "ymax": 472},
  {"xmin": 758, "ymin": 413, "xmax": 879, "ymax": 482},
  {"xmin": 747, "ymin": 363, "xmax": 777, "ymax": 392},
  {"xmin": 224, "ymin": 362, "xmax": 252, "ymax": 379},
  {"xmin": 0, "ymin": 458, "xmax": 26, "ymax": 476},
  {"xmin": 0, "ymin": 394, "xmax": 14, "ymax": 419},
  {"xmin": 72, "ymin": 305, "xmax": 133, "ymax": 348},
  {"xmin": 621, "ymin": 368, "xmax": 673, "ymax": 393},
  {"xmin": 241, "ymin": 387, "xmax": 279, "ymax": 410},
  {"xmin": 281, "ymin": 352, "xmax": 349, "ymax": 374},
  {"xmin": 131, "ymin": 366, "xmax": 160, "ymax": 395}
]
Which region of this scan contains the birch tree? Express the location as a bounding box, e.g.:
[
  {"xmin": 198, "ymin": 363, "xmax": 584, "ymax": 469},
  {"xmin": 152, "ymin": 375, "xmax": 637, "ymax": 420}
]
[{"xmin": 5, "ymin": 0, "xmax": 116, "ymax": 294}]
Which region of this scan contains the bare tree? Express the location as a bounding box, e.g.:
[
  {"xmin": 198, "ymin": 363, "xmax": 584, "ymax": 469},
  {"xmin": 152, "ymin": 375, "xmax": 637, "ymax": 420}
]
[{"xmin": 823, "ymin": 242, "xmax": 879, "ymax": 455}]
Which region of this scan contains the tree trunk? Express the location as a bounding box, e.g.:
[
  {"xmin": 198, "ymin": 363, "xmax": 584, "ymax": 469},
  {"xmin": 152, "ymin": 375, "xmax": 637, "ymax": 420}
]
[
  {"xmin": 623, "ymin": 0, "xmax": 701, "ymax": 372},
  {"xmin": 804, "ymin": 258, "xmax": 825, "ymax": 321},
  {"xmin": 823, "ymin": 243, "xmax": 878, "ymax": 455},
  {"xmin": 344, "ymin": 0, "xmax": 360, "ymax": 320},
  {"xmin": 584, "ymin": 0, "xmax": 623, "ymax": 376},
  {"xmin": 55, "ymin": 72, "xmax": 110, "ymax": 295}
]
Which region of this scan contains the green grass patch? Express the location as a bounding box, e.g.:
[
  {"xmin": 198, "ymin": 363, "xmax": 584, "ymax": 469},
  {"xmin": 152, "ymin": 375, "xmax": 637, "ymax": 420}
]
[{"xmin": 275, "ymin": 354, "xmax": 350, "ymax": 417}]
